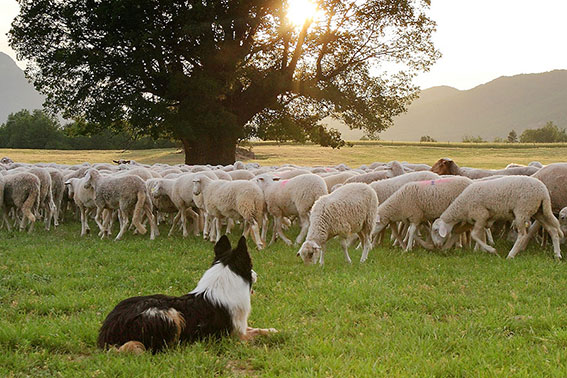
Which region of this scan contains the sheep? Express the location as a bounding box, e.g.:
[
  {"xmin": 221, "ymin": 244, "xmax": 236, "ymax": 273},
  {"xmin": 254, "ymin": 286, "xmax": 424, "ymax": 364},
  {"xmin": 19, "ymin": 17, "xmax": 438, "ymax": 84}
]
[
  {"xmin": 344, "ymin": 170, "xmax": 392, "ymax": 184},
  {"xmin": 369, "ymin": 171, "xmax": 440, "ymax": 204},
  {"xmin": 431, "ymin": 158, "xmax": 539, "ymax": 178},
  {"xmin": 430, "ymin": 176, "xmax": 563, "ymax": 259},
  {"xmin": 1, "ymin": 172, "xmax": 41, "ymax": 232},
  {"xmin": 254, "ymin": 173, "xmax": 328, "ymax": 246},
  {"xmin": 228, "ymin": 170, "xmax": 255, "ymax": 181},
  {"xmin": 297, "ymin": 183, "xmax": 378, "ymax": 265},
  {"xmin": 531, "ymin": 163, "xmax": 567, "ymax": 214},
  {"xmin": 47, "ymin": 168, "xmax": 65, "ymax": 226},
  {"xmin": 83, "ymin": 169, "xmax": 158, "ymax": 241},
  {"xmin": 374, "ymin": 177, "xmax": 472, "ymax": 250},
  {"xmin": 148, "ymin": 177, "xmax": 200, "ymax": 237},
  {"xmin": 322, "ymin": 172, "xmax": 359, "ymax": 192},
  {"xmin": 64, "ymin": 176, "xmax": 97, "ymax": 236},
  {"xmin": 192, "ymin": 174, "xmax": 265, "ymax": 250}
]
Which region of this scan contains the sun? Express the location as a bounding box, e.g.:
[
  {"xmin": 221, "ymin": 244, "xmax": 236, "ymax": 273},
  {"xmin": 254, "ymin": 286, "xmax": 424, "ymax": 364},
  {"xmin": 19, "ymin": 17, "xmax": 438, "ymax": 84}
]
[{"xmin": 287, "ymin": 0, "xmax": 318, "ymax": 26}]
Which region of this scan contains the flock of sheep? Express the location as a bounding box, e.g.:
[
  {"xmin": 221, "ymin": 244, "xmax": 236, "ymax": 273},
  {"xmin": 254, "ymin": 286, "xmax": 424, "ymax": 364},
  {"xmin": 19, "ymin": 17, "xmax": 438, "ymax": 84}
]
[{"xmin": 1, "ymin": 156, "xmax": 567, "ymax": 265}]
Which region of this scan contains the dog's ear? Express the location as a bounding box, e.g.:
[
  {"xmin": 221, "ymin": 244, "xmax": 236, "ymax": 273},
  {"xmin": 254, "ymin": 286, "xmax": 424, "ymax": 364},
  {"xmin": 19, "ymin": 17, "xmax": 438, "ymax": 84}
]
[
  {"xmin": 233, "ymin": 236, "xmax": 252, "ymax": 265},
  {"xmin": 214, "ymin": 235, "xmax": 232, "ymax": 260}
]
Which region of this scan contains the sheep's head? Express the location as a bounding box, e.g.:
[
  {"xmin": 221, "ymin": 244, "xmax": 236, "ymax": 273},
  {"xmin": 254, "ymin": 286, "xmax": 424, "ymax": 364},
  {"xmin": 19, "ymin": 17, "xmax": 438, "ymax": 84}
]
[
  {"xmin": 297, "ymin": 240, "xmax": 322, "ymax": 265},
  {"xmin": 431, "ymin": 158, "xmax": 458, "ymax": 175},
  {"xmin": 559, "ymin": 208, "xmax": 567, "ymax": 236},
  {"xmin": 149, "ymin": 181, "xmax": 162, "ymax": 198},
  {"xmin": 431, "ymin": 218, "xmax": 453, "ymax": 247},
  {"xmin": 192, "ymin": 177, "xmax": 203, "ymax": 196},
  {"xmin": 64, "ymin": 180, "xmax": 74, "ymax": 200},
  {"xmin": 83, "ymin": 170, "xmax": 96, "ymax": 189}
]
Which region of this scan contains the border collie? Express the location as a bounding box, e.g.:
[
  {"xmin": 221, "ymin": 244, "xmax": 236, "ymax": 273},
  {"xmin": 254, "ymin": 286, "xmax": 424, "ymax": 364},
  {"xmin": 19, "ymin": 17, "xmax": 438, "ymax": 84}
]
[{"xmin": 97, "ymin": 236, "xmax": 277, "ymax": 353}]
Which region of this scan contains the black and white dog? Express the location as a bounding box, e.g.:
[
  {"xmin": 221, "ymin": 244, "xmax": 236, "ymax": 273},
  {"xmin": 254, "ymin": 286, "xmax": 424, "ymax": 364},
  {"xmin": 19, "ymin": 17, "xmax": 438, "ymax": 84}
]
[{"xmin": 97, "ymin": 236, "xmax": 277, "ymax": 353}]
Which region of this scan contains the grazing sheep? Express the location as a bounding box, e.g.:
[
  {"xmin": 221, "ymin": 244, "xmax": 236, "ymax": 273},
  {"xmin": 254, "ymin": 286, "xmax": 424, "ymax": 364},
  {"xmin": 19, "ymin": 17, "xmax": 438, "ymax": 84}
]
[
  {"xmin": 369, "ymin": 171, "xmax": 440, "ymax": 203},
  {"xmin": 374, "ymin": 177, "xmax": 472, "ymax": 250},
  {"xmin": 193, "ymin": 174, "xmax": 265, "ymax": 250},
  {"xmin": 344, "ymin": 170, "xmax": 392, "ymax": 184},
  {"xmin": 2, "ymin": 172, "xmax": 41, "ymax": 232},
  {"xmin": 255, "ymin": 173, "xmax": 328, "ymax": 246},
  {"xmin": 228, "ymin": 170, "xmax": 255, "ymax": 181},
  {"xmin": 64, "ymin": 176, "xmax": 97, "ymax": 236},
  {"xmin": 431, "ymin": 158, "xmax": 539, "ymax": 178},
  {"xmin": 297, "ymin": 183, "xmax": 378, "ymax": 265},
  {"xmin": 322, "ymin": 172, "xmax": 359, "ymax": 192},
  {"xmin": 430, "ymin": 176, "xmax": 562, "ymax": 259},
  {"xmin": 83, "ymin": 169, "xmax": 157, "ymax": 241},
  {"xmin": 531, "ymin": 163, "xmax": 567, "ymax": 214}
]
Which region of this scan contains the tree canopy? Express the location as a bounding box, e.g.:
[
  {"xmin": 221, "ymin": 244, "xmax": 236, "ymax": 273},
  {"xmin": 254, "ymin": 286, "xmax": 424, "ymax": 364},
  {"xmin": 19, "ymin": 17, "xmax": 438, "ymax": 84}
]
[
  {"xmin": 520, "ymin": 121, "xmax": 567, "ymax": 143},
  {"xmin": 10, "ymin": 0, "xmax": 439, "ymax": 164}
]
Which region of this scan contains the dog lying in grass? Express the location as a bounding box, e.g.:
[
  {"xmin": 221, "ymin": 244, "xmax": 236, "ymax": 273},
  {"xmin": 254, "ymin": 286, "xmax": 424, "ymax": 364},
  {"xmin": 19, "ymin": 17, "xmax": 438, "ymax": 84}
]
[{"xmin": 97, "ymin": 235, "xmax": 277, "ymax": 353}]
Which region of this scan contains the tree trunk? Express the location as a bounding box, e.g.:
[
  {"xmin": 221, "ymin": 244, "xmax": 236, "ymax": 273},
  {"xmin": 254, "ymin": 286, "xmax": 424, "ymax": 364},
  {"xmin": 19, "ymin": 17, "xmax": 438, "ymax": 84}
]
[{"xmin": 181, "ymin": 135, "xmax": 237, "ymax": 165}]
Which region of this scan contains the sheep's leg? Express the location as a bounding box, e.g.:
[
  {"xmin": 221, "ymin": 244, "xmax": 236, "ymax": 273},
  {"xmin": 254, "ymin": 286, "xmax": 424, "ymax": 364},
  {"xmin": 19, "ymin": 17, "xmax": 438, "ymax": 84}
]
[
  {"xmin": 295, "ymin": 214, "xmax": 310, "ymax": 245},
  {"xmin": 250, "ymin": 220, "xmax": 264, "ymax": 250},
  {"xmin": 318, "ymin": 243, "xmax": 327, "ymax": 266},
  {"xmin": 506, "ymin": 224, "xmax": 529, "ymax": 259},
  {"xmin": 227, "ymin": 218, "xmax": 235, "ymax": 235},
  {"xmin": 94, "ymin": 207, "xmax": 105, "ymax": 234},
  {"xmin": 261, "ymin": 214, "xmax": 269, "ymax": 244},
  {"xmin": 359, "ymin": 232, "xmax": 372, "ymax": 263},
  {"xmin": 486, "ymin": 228, "xmax": 495, "ymax": 246},
  {"xmin": 80, "ymin": 206, "xmax": 89, "ymax": 236},
  {"xmin": 214, "ymin": 217, "xmax": 223, "ymax": 241},
  {"xmin": 275, "ymin": 217, "xmax": 292, "ymax": 246},
  {"xmin": 115, "ymin": 210, "xmax": 129, "ymax": 241},
  {"xmin": 185, "ymin": 208, "xmax": 200, "ymax": 236},
  {"xmin": 535, "ymin": 217, "xmax": 562, "ymax": 259},
  {"xmin": 405, "ymin": 223, "xmax": 418, "ymax": 251},
  {"xmin": 390, "ymin": 224, "xmax": 406, "ymax": 249},
  {"xmin": 340, "ymin": 238, "xmax": 352, "ymax": 264},
  {"xmin": 178, "ymin": 206, "xmax": 189, "ymax": 237},
  {"xmin": 268, "ymin": 217, "xmax": 281, "ymax": 246},
  {"xmin": 168, "ymin": 211, "xmax": 182, "ymax": 236},
  {"xmin": 145, "ymin": 205, "xmax": 158, "ymax": 240},
  {"xmin": 3, "ymin": 213, "xmax": 12, "ymax": 232},
  {"xmin": 100, "ymin": 210, "xmax": 111, "ymax": 239},
  {"xmin": 471, "ymin": 221, "xmax": 497, "ymax": 254}
]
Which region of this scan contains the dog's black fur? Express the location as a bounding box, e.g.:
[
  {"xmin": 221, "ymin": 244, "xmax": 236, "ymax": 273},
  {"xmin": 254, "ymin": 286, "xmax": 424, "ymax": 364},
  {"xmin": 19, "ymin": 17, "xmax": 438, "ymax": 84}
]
[{"xmin": 97, "ymin": 235, "xmax": 254, "ymax": 353}]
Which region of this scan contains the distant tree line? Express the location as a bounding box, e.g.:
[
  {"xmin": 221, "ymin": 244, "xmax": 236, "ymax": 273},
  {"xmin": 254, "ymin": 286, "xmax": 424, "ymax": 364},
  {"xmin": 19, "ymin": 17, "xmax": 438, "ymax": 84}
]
[
  {"xmin": 0, "ymin": 110, "xmax": 176, "ymax": 150},
  {"xmin": 462, "ymin": 122, "xmax": 565, "ymax": 144}
]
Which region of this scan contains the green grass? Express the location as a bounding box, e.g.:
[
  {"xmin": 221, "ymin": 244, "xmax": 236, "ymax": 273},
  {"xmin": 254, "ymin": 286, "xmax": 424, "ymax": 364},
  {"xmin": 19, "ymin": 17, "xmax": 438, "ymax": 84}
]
[
  {"xmin": 4, "ymin": 141, "xmax": 567, "ymax": 168},
  {"xmin": 2, "ymin": 144, "xmax": 567, "ymax": 376},
  {"xmin": 2, "ymin": 222, "xmax": 567, "ymax": 376}
]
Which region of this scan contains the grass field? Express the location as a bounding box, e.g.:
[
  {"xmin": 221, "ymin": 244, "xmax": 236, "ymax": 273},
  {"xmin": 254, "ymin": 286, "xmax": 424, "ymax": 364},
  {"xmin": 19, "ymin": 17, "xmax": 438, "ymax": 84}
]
[
  {"xmin": 2, "ymin": 144, "xmax": 567, "ymax": 376},
  {"xmin": 3, "ymin": 141, "xmax": 567, "ymax": 168}
]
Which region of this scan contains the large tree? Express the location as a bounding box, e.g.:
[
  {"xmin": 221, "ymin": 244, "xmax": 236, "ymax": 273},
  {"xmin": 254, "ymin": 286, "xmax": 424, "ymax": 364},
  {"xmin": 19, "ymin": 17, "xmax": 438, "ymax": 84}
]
[{"xmin": 10, "ymin": 0, "xmax": 439, "ymax": 164}]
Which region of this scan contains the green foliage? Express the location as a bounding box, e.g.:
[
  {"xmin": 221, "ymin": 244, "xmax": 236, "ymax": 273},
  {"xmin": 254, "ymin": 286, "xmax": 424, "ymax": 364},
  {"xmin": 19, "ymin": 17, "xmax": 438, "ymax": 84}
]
[
  {"xmin": 420, "ymin": 135, "xmax": 436, "ymax": 142},
  {"xmin": 10, "ymin": 0, "xmax": 440, "ymax": 163},
  {"xmin": 461, "ymin": 135, "xmax": 487, "ymax": 143},
  {"xmin": 507, "ymin": 130, "xmax": 518, "ymax": 143},
  {"xmin": 520, "ymin": 121, "xmax": 567, "ymax": 143},
  {"xmin": 0, "ymin": 109, "xmax": 175, "ymax": 150}
]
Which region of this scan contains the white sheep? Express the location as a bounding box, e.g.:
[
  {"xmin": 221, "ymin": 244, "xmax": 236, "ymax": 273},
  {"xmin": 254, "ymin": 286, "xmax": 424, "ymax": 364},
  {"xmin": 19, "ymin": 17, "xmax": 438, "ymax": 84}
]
[
  {"xmin": 255, "ymin": 173, "xmax": 328, "ymax": 246},
  {"xmin": 374, "ymin": 177, "xmax": 472, "ymax": 250},
  {"xmin": 369, "ymin": 171, "xmax": 440, "ymax": 203},
  {"xmin": 430, "ymin": 176, "xmax": 563, "ymax": 259},
  {"xmin": 297, "ymin": 183, "xmax": 378, "ymax": 265},
  {"xmin": 83, "ymin": 169, "xmax": 158, "ymax": 241},
  {"xmin": 64, "ymin": 176, "xmax": 97, "ymax": 236},
  {"xmin": 192, "ymin": 174, "xmax": 265, "ymax": 250}
]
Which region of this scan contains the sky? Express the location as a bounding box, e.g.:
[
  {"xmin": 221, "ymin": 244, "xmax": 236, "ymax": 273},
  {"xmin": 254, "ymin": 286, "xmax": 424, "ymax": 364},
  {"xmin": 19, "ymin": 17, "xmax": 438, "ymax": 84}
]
[{"xmin": 1, "ymin": 0, "xmax": 566, "ymax": 90}]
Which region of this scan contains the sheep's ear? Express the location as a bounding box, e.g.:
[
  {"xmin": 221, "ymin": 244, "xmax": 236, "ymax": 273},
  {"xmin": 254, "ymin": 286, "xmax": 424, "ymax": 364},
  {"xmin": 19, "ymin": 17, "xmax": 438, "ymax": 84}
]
[
  {"xmin": 112, "ymin": 160, "xmax": 119, "ymax": 164},
  {"xmin": 439, "ymin": 221, "xmax": 449, "ymax": 238},
  {"xmin": 64, "ymin": 180, "xmax": 71, "ymax": 186},
  {"xmin": 312, "ymin": 242, "xmax": 321, "ymax": 251},
  {"xmin": 214, "ymin": 235, "xmax": 232, "ymax": 259},
  {"xmin": 257, "ymin": 177, "xmax": 264, "ymax": 182},
  {"xmin": 272, "ymin": 176, "xmax": 280, "ymax": 181}
]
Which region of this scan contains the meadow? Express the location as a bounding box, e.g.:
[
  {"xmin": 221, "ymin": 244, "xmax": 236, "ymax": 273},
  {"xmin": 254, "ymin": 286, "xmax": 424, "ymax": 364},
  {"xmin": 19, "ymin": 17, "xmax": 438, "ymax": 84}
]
[{"xmin": 2, "ymin": 143, "xmax": 567, "ymax": 376}]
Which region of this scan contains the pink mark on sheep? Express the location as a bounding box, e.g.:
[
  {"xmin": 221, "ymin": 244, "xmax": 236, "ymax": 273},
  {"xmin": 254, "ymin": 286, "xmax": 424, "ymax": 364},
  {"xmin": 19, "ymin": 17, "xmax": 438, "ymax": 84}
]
[
  {"xmin": 279, "ymin": 179, "xmax": 290, "ymax": 188},
  {"xmin": 419, "ymin": 178, "xmax": 453, "ymax": 186},
  {"xmin": 325, "ymin": 168, "xmax": 332, "ymax": 172}
]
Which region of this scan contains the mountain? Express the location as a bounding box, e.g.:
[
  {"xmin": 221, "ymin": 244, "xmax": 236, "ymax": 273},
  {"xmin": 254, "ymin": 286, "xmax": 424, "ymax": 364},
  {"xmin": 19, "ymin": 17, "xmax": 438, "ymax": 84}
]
[
  {"xmin": 326, "ymin": 70, "xmax": 567, "ymax": 141},
  {"xmin": 0, "ymin": 52, "xmax": 45, "ymax": 124}
]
